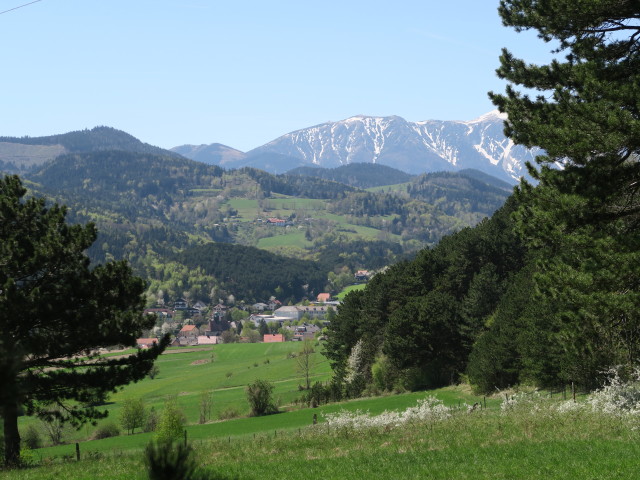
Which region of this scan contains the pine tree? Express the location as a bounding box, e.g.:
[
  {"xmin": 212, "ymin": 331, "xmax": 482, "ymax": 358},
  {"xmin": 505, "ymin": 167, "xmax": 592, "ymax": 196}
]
[
  {"xmin": 490, "ymin": 1, "xmax": 640, "ymax": 386},
  {"xmin": 0, "ymin": 175, "xmax": 168, "ymax": 466}
]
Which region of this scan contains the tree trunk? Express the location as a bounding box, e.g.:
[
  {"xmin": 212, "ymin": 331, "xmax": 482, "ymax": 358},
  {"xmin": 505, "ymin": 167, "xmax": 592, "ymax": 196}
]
[{"xmin": 3, "ymin": 400, "xmax": 20, "ymax": 467}]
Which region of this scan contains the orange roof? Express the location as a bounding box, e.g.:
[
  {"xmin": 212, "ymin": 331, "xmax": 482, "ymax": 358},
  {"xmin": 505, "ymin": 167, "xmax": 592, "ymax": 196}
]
[
  {"xmin": 179, "ymin": 324, "xmax": 198, "ymax": 332},
  {"xmin": 317, "ymin": 293, "xmax": 331, "ymax": 302}
]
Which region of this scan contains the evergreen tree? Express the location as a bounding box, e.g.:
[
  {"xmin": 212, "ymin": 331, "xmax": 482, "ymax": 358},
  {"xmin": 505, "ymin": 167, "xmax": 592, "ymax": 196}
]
[
  {"xmin": 0, "ymin": 175, "xmax": 168, "ymax": 466},
  {"xmin": 490, "ymin": 0, "xmax": 640, "ymax": 387}
]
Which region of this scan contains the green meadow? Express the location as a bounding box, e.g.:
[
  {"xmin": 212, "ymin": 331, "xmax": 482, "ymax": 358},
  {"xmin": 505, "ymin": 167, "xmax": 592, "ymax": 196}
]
[
  {"xmin": 4, "ymin": 343, "xmax": 640, "ymax": 479},
  {"xmin": 14, "ymin": 343, "xmax": 331, "ymax": 450},
  {"xmin": 5, "ymin": 389, "xmax": 640, "ymax": 479},
  {"xmin": 257, "ymin": 231, "xmax": 310, "ymax": 249},
  {"xmin": 336, "ymin": 283, "xmax": 366, "ymax": 300}
]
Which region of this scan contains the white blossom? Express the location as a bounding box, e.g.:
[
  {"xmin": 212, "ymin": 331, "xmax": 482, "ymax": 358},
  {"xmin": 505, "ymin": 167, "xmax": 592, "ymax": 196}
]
[{"xmin": 323, "ymin": 396, "xmax": 451, "ymax": 431}]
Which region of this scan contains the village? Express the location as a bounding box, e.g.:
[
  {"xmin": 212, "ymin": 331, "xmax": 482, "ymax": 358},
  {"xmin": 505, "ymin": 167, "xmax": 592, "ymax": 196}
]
[{"xmin": 135, "ymin": 287, "xmax": 350, "ymax": 349}]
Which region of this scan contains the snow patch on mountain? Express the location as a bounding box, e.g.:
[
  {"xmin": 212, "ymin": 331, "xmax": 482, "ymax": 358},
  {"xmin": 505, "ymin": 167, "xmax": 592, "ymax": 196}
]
[{"xmin": 235, "ymin": 111, "xmax": 542, "ymax": 183}]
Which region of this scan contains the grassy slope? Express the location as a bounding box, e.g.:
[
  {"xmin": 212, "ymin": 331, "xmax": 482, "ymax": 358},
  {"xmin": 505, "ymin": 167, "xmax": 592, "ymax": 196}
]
[
  {"xmin": 229, "ymin": 194, "xmax": 402, "ymax": 246},
  {"xmin": 15, "ymin": 344, "xmax": 331, "ymax": 449},
  {"xmin": 336, "ymin": 283, "xmax": 367, "ymax": 300},
  {"xmin": 5, "ymin": 394, "xmax": 639, "ymax": 479},
  {"xmin": 5, "ymin": 344, "xmax": 637, "ymax": 479}
]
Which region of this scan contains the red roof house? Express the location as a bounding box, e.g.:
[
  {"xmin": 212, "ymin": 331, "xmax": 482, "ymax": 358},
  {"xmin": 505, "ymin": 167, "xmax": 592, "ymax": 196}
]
[
  {"xmin": 263, "ymin": 333, "xmax": 285, "ymax": 343},
  {"xmin": 136, "ymin": 338, "xmax": 158, "ymax": 349},
  {"xmin": 316, "ymin": 293, "xmax": 331, "ymax": 303}
]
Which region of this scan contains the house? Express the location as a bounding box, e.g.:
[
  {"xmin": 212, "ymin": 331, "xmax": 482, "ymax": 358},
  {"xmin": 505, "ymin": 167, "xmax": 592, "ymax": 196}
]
[
  {"xmin": 252, "ymin": 302, "xmax": 269, "ymax": 312},
  {"xmin": 268, "ymin": 299, "xmax": 282, "ymax": 311},
  {"xmin": 210, "ymin": 304, "xmax": 228, "ymax": 321},
  {"xmin": 173, "ymin": 298, "xmax": 189, "ymax": 310},
  {"xmin": 136, "ymin": 338, "xmax": 158, "ymax": 349},
  {"xmin": 263, "ymin": 333, "xmax": 285, "ymax": 343},
  {"xmin": 355, "ymin": 270, "xmax": 370, "ymax": 282},
  {"xmin": 316, "ymin": 293, "xmax": 331, "ymax": 303},
  {"xmin": 274, "ymin": 305, "xmax": 329, "ymax": 321},
  {"xmin": 292, "ymin": 324, "xmax": 321, "ymax": 342},
  {"xmin": 248, "ymin": 314, "xmax": 289, "ymax": 328},
  {"xmin": 266, "ymin": 217, "xmax": 286, "ymax": 226},
  {"xmin": 177, "ymin": 324, "xmax": 199, "ymax": 345},
  {"xmin": 193, "ymin": 301, "xmax": 208, "ymax": 312},
  {"xmin": 197, "ymin": 335, "xmax": 219, "ymax": 345}
]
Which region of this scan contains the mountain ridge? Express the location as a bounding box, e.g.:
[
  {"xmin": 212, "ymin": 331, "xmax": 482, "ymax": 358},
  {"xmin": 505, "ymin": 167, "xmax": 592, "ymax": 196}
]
[{"xmin": 173, "ymin": 111, "xmax": 540, "ymax": 183}]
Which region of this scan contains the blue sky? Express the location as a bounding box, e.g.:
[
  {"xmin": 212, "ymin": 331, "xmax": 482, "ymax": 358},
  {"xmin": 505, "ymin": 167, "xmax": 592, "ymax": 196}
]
[{"xmin": 0, "ymin": 1, "xmax": 555, "ymax": 151}]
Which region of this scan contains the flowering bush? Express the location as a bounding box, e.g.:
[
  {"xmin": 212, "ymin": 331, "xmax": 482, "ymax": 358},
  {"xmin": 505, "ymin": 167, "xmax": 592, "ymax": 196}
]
[
  {"xmin": 589, "ymin": 367, "xmax": 640, "ymax": 417},
  {"xmin": 500, "ymin": 391, "xmax": 544, "ymax": 414},
  {"xmin": 496, "ymin": 367, "xmax": 640, "ymax": 422},
  {"xmin": 323, "ymin": 396, "xmax": 451, "ymax": 431}
]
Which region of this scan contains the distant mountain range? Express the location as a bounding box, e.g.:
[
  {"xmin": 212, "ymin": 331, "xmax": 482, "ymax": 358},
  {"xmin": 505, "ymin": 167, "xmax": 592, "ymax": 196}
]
[
  {"xmin": 0, "ymin": 112, "xmax": 540, "ymax": 184},
  {"xmin": 173, "ymin": 111, "xmax": 541, "ymax": 183},
  {"xmin": 0, "ymin": 123, "xmax": 516, "ymax": 303}
]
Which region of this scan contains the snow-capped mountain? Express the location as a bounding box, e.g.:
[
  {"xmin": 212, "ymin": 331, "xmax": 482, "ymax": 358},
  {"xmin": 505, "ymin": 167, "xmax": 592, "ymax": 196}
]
[{"xmin": 243, "ymin": 111, "xmax": 539, "ymax": 183}]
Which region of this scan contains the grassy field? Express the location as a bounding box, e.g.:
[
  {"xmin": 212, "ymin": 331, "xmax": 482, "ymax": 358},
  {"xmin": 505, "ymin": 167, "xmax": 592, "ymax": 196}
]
[
  {"xmin": 4, "ymin": 343, "xmax": 639, "ymax": 479},
  {"xmin": 4, "ymin": 389, "xmax": 639, "ymax": 479},
  {"xmin": 336, "ymin": 284, "xmax": 367, "ymax": 300},
  {"xmin": 257, "ymin": 230, "xmax": 311, "ymax": 249},
  {"xmin": 13, "ymin": 343, "xmax": 332, "ymax": 450},
  {"xmin": 366, "ymin": 182, "xmax": 411, "ymax": 193}
]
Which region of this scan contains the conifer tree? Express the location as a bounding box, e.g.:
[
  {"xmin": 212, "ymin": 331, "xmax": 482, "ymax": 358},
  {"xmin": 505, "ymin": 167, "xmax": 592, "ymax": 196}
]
[
  {"xmin": 0, "ymin": 175, "xmax": 168, "ymax": 466},
  {"xmin": 490, "ymin": 1, "xmax": 640, "ymax": 386}
]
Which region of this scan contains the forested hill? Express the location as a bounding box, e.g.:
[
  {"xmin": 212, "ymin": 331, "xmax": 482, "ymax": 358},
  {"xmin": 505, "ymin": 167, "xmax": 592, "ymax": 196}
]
[
  {"xmin": 0, "ymin": 126, "xmax": 181, "ymax": 173},
  {"xmin": 325, "ymin": 196, "xmax": 529, "ymax": 390},
  {"xmin": 457, "ymin": 169, "xmax": 513, "ymax": 191},
  {"xmin": 286, "ymin": 163, "xmax": 414, "ymax": 189},
  {"xmin": 407, "ymin": 171, "xmax": 512, "ymax": 216},
  {"xmin": 30, "ymin": 150, "xmax": 223, "ymax": 199},
  {"xmin": 175, "ymin": 243, "xmax": 327, "ymax": 303},
  {"xmin": 238, "ymin": 167, "xmax": 357, "ymax": 199}
]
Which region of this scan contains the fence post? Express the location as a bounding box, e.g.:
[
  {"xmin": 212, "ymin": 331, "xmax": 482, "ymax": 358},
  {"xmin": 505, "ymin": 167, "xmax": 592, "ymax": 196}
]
[
  {"xmin": 313, "ymin": 413, "xmax": 317, "ymax": 425},
  {"xmin": 76, "ymin": 443, "xmax": 80, "ymax": 461},
  {"xmin": 184, "ymin": 429, "xmax": 187, "ymax": 447}
]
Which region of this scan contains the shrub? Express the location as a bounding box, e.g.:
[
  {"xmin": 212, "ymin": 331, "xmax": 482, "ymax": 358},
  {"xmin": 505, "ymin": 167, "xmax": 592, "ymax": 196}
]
[
  {"xmin": 145, "ymin": 441, "xmax": 200, "ymax": 480},
  {"xmin": 148, "ymin": 365, "xmax": 160, "ymax": 380},
  {"xmin": 22, "ymin": 424, "xmax": 42, "ymax": 450},
  {"xmin": 145, "ymin": 406, "xmax": 159, "ymax": 432},
  {"xmin": 155, "ymin": 397, "xmax": 186, "ymax": 444},
  {"xmin": 199, "ymin": 391, "xmax": 213, "ymax": 424},
  {"xmin": 371, "ymin": 354, "xmax": 397, "ymax": 392},
  {"xmin": 40, "ymin": 408, "xmax": 66, "ymax": 445},
  {"xmin": 19, "ymin": 447, "xmax": 38, "ymax": 467},
  {"xmin": 299, "ymin": 381, "xmax": 332, "ymax": 407},
  {"xmin": 246, "ymin": 379, "xmax": 278, "ymax": 416},
  {"xmin": 145, "ymin": 440, "xmax": 235, "ymax": 480},
  {"xmin": 91, "ymin": 422, "xmax": 120, "ymax": 440},
  {"xmin": 120, "ymin": 397, "xmax": 147, "ymax": 435},
  {"xmin": 218, "ymin": 407, "xmax": 241, "ymax": 420},
  {"xmin": 323, "ymin": 396, "xmax": 451, "ymax": 431}
]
